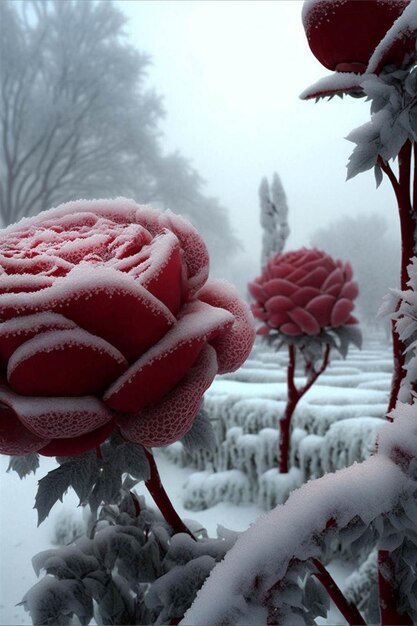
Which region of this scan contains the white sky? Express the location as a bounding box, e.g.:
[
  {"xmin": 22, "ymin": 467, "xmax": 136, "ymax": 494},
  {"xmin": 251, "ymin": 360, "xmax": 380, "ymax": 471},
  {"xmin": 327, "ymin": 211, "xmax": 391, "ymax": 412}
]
[{"xmin": 119, "ymin": 0, "xmax": 400, "ymax": 267}]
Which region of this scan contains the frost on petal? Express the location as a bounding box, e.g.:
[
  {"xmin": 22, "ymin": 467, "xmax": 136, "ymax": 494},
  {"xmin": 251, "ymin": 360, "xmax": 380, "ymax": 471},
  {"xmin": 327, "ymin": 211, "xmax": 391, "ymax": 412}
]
[
  {"xmin": 38, "ymin": 421, "xmax": 115, "ymax": 457},
  {"xmin": 8, "ymin": 328, "xmax": 128, "ymax": 397},
  {"xmin": 0, "ymin": 274, "xmax": 54, "ymax": 294},
  {"xmin": 198, "ymin": 280, "xmax": 255, "ymax": 374},
  {"xmin": 0, "ymin": 387, "xmax": 114, "ymax": 440},
  {"xmin": 117, "ymin": 345, "xmax": 218, "ymax": 447},
  {"xmin": 0, "ymin": 266, "xmax": 176, "ymax": 362},
  {"xmin": 331, "ymin": 298, "xmax": 355, "ymax": 327},
  {"xmin": 161, "ymin": 210, "xmax": 209, "ymax": 296},
  {"xmin": 136, "ymin": 230, "xmax": 183, "ymax": 314},
  {"xmin": 104, "ymin": 300, "xmax": 234, "ymax": 412},
  {"xmin": 288, "ymin": 307, "xmax": 321, "ymax": 335},
  {"xmin": 0, "ymin": 403, "xmax": 50, "ymax": 455},
  {"xmin": 0, "ymin": 312, "xmax": 77, "ymax": 364}
]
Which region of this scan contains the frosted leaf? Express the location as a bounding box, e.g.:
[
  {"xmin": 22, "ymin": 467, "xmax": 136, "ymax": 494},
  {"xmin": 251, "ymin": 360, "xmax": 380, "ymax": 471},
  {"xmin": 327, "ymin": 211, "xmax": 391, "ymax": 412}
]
[
  {"xmin": 35, "ymin": 451, "xmax": 99, "ymax": 524},
  {"xmin": 181, "ymin": 407, "xmax": 217, "ymax": 453},
  {"xmin": 7, "ymin": 452, "xmax": 39, "ymax": 478}
]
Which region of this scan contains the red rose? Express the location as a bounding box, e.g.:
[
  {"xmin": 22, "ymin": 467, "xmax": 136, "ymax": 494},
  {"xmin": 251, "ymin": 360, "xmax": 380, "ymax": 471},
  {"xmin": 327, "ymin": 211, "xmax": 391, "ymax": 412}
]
[
  {"xmin": 303, "ymin": 0, "xmax": 410, "ymax": 74},
  {"xmin": 0, "ymin": 199, "xmax": 254, "ymax": 456},
  {"xmin": 249, "ymin": 248, "xmax": 358, "ymax": 337}
]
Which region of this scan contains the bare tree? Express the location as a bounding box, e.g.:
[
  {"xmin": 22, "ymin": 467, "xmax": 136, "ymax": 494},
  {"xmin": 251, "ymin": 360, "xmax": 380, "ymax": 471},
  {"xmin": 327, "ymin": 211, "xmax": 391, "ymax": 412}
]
[{"xmin": 0, "ymin": 1, "xmax": 168, "ymax": 225}]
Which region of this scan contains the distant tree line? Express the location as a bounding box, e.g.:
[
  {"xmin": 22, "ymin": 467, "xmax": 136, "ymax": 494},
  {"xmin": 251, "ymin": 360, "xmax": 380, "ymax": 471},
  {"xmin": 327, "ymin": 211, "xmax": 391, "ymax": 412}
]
[
  {"xmin": 310, "ymin": 213, "xmax": 399, "ymax": 326},
  {"xmin": 0, "ymin": 0, "xmax": 239, "ymax": 271}
]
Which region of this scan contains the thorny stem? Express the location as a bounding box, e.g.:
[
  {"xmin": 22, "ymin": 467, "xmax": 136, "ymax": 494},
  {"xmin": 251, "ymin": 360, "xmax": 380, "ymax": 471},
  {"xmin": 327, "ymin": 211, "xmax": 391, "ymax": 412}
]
[
  {"xmin": 144, "ymin": 448, "xmax": 195, "ymax": 540},
  {"xmin": 279, "ymin": 344, "xmax": 331, "ymax": 473},
  {"xmin": 312, "ymin": 558, "xmax": 366, "ymax": 625}
]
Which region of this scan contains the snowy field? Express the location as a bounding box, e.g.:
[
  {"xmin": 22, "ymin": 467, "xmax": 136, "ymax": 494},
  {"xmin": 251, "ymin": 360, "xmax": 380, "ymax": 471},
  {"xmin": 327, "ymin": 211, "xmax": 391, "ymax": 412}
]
[{"xmin": 0, "ymin": 329, "xmax": 392, "ymax": 625}]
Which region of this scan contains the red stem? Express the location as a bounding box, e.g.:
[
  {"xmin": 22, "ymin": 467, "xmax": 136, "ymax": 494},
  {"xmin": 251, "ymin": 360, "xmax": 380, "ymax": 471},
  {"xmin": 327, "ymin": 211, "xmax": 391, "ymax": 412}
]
[
  {"xmin": 377, "ymin": 143, "xmax": 415, "ymax": 623},
  {"xmin": 279, "ymin": 344, "xmax": 331, "ymax": 473},
  {"xmin": 378, "ymin": 551, "xmax": 413, "ymax": 625},
  {"xmin": 312, "ymin": 558, "xmax": 366, "ymax": 625},
  {"xmin": 144, "ymin": 448, "xmax": 195, "ymax": 539}
]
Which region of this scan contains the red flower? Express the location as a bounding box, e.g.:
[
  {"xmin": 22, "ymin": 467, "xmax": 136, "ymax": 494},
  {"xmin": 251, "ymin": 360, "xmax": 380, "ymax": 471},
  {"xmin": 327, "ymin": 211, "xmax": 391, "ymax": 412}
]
[
  {"xmin": 249, "ymin": 248, "xmax": 358, "ymax": 337},
  {"xmin": 0, "ymin": 199, "xmax": 255, "ymax": 456},
  {"xmin": 303, "ymin": 0, "xmax": 410, "ymax": 73},
  {"xmin": 301, "ymin": 0, "xmax": 414, "ymax": 100}
]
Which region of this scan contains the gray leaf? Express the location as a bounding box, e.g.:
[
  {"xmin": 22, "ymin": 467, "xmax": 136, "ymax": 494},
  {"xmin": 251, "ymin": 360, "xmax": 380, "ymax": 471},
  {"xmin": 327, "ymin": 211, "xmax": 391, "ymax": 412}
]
[
  {"xmin": 181, "ymin": 407, "xmax": 217, "ymax": 453},
  {"xmin": 7, "ymin": 453, "xmax": 39, "ymax": 478},
  {"xmin": 35, "ymin": 464, "xmax": 73, "ymax": 525},
  {"xmin": 374, "ymin": 164, "xmax": 383, "ymax": 188}
]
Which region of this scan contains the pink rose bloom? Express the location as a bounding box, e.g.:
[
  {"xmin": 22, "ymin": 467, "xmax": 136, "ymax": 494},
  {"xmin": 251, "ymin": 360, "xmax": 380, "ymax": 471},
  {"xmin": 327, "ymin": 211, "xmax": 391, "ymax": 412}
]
[
  {"xmin": 0, "ymin": 199, "xmax": 254, "ymax": 456},
  {"xmin": 249, "ymin": 248, "xmax": 358, "ymax": 337}
]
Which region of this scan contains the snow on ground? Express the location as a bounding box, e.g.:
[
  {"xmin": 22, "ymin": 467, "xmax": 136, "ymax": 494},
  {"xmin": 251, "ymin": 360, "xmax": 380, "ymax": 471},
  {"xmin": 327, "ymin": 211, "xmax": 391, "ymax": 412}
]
[{"xmin": 0, "ymin": 331, "xmax": 393, "ymax": 625}]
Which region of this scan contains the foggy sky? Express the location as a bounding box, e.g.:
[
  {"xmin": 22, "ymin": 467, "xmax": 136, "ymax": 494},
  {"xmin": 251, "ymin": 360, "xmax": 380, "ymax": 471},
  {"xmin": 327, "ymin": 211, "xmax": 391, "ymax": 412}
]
[{"xmin": 119, "ymin": 0, "xmax": 400, "ymax": 269}]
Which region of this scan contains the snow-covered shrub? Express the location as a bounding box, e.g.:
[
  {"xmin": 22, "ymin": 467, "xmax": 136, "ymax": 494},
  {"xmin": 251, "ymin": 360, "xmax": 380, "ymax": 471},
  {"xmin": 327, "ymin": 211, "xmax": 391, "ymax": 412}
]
[{"xmin": 22, "ymin": 491, "xmax": 240, "ymax": 626}]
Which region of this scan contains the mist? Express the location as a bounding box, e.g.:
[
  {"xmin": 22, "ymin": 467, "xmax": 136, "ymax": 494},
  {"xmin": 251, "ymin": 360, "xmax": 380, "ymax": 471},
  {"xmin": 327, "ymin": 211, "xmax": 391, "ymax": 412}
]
[{"xmin": 120, "ymin": 0, "xmax": 401, "ymax": 279}]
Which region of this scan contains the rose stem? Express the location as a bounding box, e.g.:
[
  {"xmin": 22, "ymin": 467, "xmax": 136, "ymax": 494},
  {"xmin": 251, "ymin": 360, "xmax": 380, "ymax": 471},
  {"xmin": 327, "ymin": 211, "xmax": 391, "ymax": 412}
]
[
  {"xmin": 279, "ymin": 343, "xmax": 330, "ymax": 473},
  {"xmin": 144, "ymin": 447, "xmax": 195, "ymax": 539},
  {"xmin": 377, "ymin": 142, "xmax": 415, "ymax": 624},
  {"xmin": 311, "ymin": 558, "xmax": 366, "ymax": 625}
]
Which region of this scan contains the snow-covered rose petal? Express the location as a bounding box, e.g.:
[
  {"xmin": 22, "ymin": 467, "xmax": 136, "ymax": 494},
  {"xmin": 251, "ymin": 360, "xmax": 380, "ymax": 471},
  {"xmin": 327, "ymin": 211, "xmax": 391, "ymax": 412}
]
[
  {"xmin": 249, "ymin": 248, "xmax": 358, "ymax": 338},
  {"xmin": 104, "ymin": 301, "xmax": 234, "ymax": 413},
  {"xmin": 0, "ymin": 199, "xmax": 254, "ymax": 455},
  {"xmin": 198, "ymin": 280, "xmax": 255, "ymax": 374},
  {"xmin": 117, "ymin": 345, "xmax": 218, "ymax": 447},
  {"xmin": 8, "ymin": 328, "xmax": 128, "ymax": 397}
]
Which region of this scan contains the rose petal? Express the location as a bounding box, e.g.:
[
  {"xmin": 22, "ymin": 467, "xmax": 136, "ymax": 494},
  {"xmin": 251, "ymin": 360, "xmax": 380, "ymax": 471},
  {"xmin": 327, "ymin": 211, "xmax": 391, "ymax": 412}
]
[
  {"xmin": 0, "ymin": 387, "xmax": 114, "ymax": 440},
  {"xmin": 286, "ymin": 267, "xmax": 308, "ymax": 284},
  {"xmin": 288, "ymin": 307, "xmax": 321, "ymax": 335},
  {"xmin": 197, "ymin": 280, "xmax": 255, "ymax": 373},
  {"xmin": 0, "ymin": 403, "xmax": 49, "ymax": 455},
  {"xmin": 280, "ymin": 322, "xmax": 302, "ymax": 336},
  {"xmin": 340, "ymin": 281, "xmax": 359, "ymax": 300},
  {"xmin": 137, "ymin": 231, "xmax": 183, "ymax": 315},
  {"xmin": 0, "ymin": 266, "xmax": 176, "ymax": 362},
  {"xmin": 331, "ymin": 298, "xmax": 355, "ymax": 327},
  {"xmin": 248, "ymin": 280, "xmax": 266, "ymax": 302},
  {"xmin": 306, "ymin": 294, "xmax": 336, "ymax": 327},
  {"xmin": 250, "ymin": 303, "xmax": 268, "ymax": 321},
  {"xmin": 105, "ymin": 300, "xmax": 234, "ymax": 412},
  {"xmin": 263, "ymin": 279, "xmax": 297, "ymax": 298},
  {"xmin": 8, "ymin": 329, "xmax": 128, "ymax": 397},
  {"xmin": 0, "ymin": 312, "xmax": 77, "ymax": 364},
  {"xmin": 265, "ymin": 295, "xmax": 294, "ymax": 313},
  {"xmin": 161, "ymin": 210, "xmax": 209, "ymax": 296},
  {"xmin": 298, "ymin": 267, "xmax": 329, "ymax": 289},
  {"xmin": 290, "ymin": 286, "xmax": 321, "ymax": 307},
  {"xmin": 117, "ymin": 344, "xmax": 218, "ymax": 447},
  {"xmin": 38, "ymin": 421, "xmax": 115, "ymax": 457},
  {"xmin": 322, "ymin": 268, "xmax": 344, "ymax": 292},
  {"xmin": 268, "ymin": 312, "xmax": 291, "ymax": 328}
]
